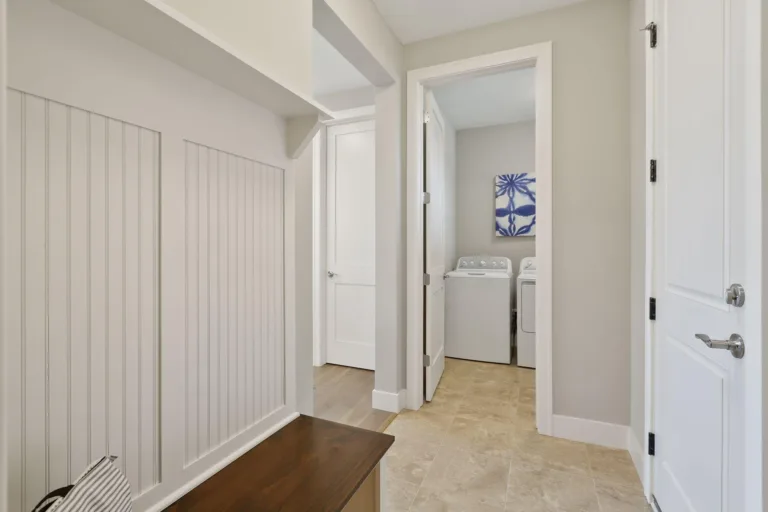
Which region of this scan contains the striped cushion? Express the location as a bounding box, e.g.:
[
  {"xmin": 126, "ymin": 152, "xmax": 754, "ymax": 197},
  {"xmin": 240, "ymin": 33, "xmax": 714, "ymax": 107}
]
[{"xmin": 33, "ymin": 457, "xmax": 132, "ymax": 512}]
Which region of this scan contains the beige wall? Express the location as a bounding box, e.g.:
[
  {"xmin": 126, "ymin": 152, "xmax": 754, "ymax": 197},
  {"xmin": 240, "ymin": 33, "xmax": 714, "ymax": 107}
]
[
  {"xmin": 0, "ymin": 0, "xmax": 6, "ymax": 509},
  {"xmin": 456, "ymin": 122, "xmax": 536, "ymax": 276},
  {"xmin": 405, "ymin": 0, "xmax": 631, "ymax": 425},
  {"xmin": 161, "ymin": 0, "xmax": 313, "ymax": 97},
  {"xmin": 295, "ymin": 142, "xmax": 314, "ymax": 415}
]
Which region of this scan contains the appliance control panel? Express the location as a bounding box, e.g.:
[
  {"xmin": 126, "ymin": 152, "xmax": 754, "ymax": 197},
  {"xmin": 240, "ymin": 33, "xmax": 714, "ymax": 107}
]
[{"xmin": 456, "ymin": 256, "xmax": 511, "ymax": 270}]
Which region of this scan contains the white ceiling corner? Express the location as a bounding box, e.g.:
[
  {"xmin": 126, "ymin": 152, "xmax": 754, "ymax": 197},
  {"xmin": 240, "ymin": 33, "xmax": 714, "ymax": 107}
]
[
  {"xmin": 372, "ymin": 0, "xmax": 589, "ymax": 44},
  {"xmin": 432, "ymin": 67, "xmax": 535, "ymax": 130}
]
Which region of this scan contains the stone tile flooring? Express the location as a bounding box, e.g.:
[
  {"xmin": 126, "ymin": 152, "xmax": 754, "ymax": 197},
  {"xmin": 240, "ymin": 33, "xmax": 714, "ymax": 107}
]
[{"xmin": 383, "ymin": 358, "xmax": 650, "ymax": 512}]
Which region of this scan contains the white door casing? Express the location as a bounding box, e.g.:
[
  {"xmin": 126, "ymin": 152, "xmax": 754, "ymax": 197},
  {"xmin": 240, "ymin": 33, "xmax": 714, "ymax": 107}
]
[
  {"xmin": 651, "ymin": 0, "xmax": 750, "ymax": 510},
  {"xmin": 326, "ymin": 120, "xmax": 376, "ymax": 370},
  {"xmin": 424, "ymin": 92, "xmax": 446, "ymax": 402}
]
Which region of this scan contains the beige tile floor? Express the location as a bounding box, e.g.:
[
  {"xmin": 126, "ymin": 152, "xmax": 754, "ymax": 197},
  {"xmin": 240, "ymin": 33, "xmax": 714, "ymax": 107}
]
[{"xmin": 383, "ymin": 358, "xmax": 650, "ymax": 512}]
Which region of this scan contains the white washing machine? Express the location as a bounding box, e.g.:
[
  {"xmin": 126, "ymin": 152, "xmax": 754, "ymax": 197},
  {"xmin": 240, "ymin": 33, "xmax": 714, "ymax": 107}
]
[
  {"xmin": 517, "ymin": 257, "xmax": 537, "ymax": 368},
  {"xmin": 445, "ymin": 256, "xmax": 513, "ymax": 364}
]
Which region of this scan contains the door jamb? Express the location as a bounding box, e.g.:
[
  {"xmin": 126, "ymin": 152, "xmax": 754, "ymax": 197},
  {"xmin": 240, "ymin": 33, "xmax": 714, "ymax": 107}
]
[
  {"xmin": 642, "ymin": 0, "xmax": 655, "ymax": 500},
  {"xmin": 405, "ymin": 42, "xmax": 554, "ymax": 435}
]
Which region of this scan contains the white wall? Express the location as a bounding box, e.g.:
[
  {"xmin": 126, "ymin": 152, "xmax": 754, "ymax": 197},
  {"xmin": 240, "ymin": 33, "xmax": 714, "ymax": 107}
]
[
  {"xmin": 6, "ymin": 1, "xmax": 296, "ymax": 510},
  {"xmin": 160, "ymin": 0, "xmax": 313, "ymax": 98},
  {"xmin": 455, "ymin": 122, "xmax": 536, "ymax": 274},
  {"xmin": 405, "ymin": 0, "xmax": 631, "ymax": 425},
  {"xmin": 628, "ymin": 0, "xmax": 647, "ymax": 468}
]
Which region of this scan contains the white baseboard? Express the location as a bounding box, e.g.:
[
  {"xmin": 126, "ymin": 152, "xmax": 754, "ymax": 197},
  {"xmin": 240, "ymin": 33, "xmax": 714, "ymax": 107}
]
[
  {"xmin": 551, "ymin": 414, "xmax": 629, "ymax": 450},
  {"xmin": 627, "ymin": 428, "xmax": 645, "ymax": 483},
  {"xmin": 372, "ymin": 389, "xmax": 407, "ymax": 413}
]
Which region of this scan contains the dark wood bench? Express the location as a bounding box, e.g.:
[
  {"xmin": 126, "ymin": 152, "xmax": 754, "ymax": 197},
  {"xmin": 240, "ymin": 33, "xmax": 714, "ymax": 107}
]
[{"xmin": 165, "ymin": 415, "xmax": 394, "ymax": 512}]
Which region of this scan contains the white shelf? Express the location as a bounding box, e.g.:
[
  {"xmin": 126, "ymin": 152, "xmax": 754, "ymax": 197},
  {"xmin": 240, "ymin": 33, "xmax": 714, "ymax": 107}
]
[{"xmin": 52, "ymin": 0, "xmax": 333, "ymax": 120}]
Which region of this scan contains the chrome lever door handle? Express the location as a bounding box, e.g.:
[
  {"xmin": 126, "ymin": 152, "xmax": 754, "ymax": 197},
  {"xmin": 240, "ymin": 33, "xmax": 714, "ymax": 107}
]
[
  {"xmin": 327, "ymin": 271, "xmax": 336, "ymax": 278},
  {"xmin": 695, "ymin": 333, "xmax": 745, "ymax": 359}
]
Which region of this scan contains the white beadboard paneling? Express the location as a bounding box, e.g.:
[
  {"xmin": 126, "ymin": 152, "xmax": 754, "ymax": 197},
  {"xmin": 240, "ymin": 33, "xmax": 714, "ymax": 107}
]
[
  {"xmin": 182, "ymin": 142, "xmax": 286, "ymax": 466},
  {"xmin": 5, "ymin": 90, "xmax": 160, "ymax": 509}
]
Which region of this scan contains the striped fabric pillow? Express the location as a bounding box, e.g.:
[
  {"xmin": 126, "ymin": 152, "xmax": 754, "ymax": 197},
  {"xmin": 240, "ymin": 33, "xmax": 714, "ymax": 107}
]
[{"xmin": 32, "ymin": 456, "xmax": 132, "ymax": 512}]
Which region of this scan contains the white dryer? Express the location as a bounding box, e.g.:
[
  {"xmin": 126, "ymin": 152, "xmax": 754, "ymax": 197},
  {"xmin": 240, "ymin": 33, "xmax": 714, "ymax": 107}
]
[
  {"xmin": 517, "ymin": 257, "xmax": 537, "ymax": 368},
  {"xmin": 445, "ymin": 256, "xmax": 513, "ymax": 364}
]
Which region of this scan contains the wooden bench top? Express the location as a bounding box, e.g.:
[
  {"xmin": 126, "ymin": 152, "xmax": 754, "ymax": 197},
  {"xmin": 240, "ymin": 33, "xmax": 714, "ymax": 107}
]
[{"xmin": 165, "ymin": 415, "xmax": 395, "ymax": 512}]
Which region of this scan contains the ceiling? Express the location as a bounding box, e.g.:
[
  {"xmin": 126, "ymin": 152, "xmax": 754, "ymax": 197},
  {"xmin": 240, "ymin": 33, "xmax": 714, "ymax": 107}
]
[
  {"xmin": 372, "ymin": 0, "xmax": 589, "ymax": 43},
  {"xmin": 432, "ymin": 67, "xmax": 535, "ymax": 130},
  {"xmin": 312, "ymin": 29, "xmax": 371, "ymax": 98}
]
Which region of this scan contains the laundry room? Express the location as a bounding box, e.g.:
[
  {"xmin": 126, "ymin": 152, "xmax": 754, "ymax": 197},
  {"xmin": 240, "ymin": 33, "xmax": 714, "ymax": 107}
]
[{"xmin": 412, "ymin": 61, "xmax": 544, "ymax": 424}]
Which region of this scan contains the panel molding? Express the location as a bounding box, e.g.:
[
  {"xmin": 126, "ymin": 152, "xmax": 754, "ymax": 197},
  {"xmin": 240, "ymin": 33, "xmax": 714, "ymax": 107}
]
[
  {"xmin": 181, "ymin": 140, "xmax": 286, "ymax": 467},
  {"xmin": 5, "ymin": 90, "xmax": 161, "ymax": 509}
]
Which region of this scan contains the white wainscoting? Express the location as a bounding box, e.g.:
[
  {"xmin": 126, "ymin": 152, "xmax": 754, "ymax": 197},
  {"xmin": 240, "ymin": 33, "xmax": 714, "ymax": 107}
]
[
  {"xmin": 181, "ymin": 141, "xmax": 285, "ymax": 466},
  {"xmin": 6, "ymin": 2, "xmax": 297, "ymax": 509},
  {"xmin": 5, "ymin": 90, "xmax": 161, "ymax": 509}
]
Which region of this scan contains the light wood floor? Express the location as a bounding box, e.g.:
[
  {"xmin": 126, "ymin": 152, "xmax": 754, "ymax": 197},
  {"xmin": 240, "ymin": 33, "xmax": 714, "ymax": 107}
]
[{"xmin": 314, "ymin": 364, "xmax": 396, "ymax": 432}]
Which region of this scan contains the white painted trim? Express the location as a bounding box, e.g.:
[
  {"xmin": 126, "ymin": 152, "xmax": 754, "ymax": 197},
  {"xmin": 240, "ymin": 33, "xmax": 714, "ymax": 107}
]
[
  {"xmin": 324, "ymin": 105, "xmax": 376, "ymax": 125},
  {"xmin": 371, "ymin": 389, "xmax": 406, "ymax": 413},
  {"xmin": 551, "ymin": 415, "xmax": 629, "ymax": 451},
  {"xmin": 145, "ymin": 412, "xmax": 299, "ymax": 512},
  {"xmin": 628, "ymin": 429, "xmax": 645, "ymax": 484},
  {"xmin": 405, "ymin": 43, "xmax": 554, "ymax": 436},
  {"xmin": 642, "ymin": 0, "xmax": 655, "ymax": 501},
  {"xmin": 742, "ymin": 3, "xmax": 765, "ymax": 511},
  {"xmin": 312, "ymin": 130, "xmax": 327, "ymax": 367},
  {"xmin": 313, "ymin": 109, "xmax": 377, "ymax": 367},
  {"xmin": 284, "ymin": 159, "xmax": 298, "ymax": 411}
]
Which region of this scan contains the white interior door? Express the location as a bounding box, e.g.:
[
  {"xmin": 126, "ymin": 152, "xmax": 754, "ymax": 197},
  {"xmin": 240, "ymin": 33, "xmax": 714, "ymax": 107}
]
[
  {"xmin": 326, "ymin": 120, "xmax": 376, "ymax": 370},
  {"xmin": 652, "ymin": 1, "xmax": 748, "ymax": 510},
  {"xmin": 424, "ymin": 92, "xmax": 446, "ymax": 401}
]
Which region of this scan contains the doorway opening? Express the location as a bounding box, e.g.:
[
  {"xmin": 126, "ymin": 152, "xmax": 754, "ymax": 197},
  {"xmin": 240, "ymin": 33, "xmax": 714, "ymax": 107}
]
[
  {"xmin": 419, "ymin": 65, "xmax": 539, "ymax": 419},
  {"xmin": 406, "ymin": 43, "xmax": 554, "ymax": 434},
  {"xmin": 308, "ymin": 30, "xmax": 394, "ymax": 431}
]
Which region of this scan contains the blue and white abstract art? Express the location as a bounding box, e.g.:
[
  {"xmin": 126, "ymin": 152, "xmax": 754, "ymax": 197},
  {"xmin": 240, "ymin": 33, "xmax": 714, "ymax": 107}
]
[{"xmin": 495, "ymin": 173, "xmax": 536, "ymax": 237}]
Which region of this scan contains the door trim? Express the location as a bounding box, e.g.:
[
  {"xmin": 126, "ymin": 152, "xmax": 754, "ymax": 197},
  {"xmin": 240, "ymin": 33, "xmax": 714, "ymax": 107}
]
[
  {"xmin": 312, "ymin": 110, "xmax": 376, "ymax": 367},
  {"xmin": 405, "ymin": 42, "xmax": 554, "ymax": 435}
]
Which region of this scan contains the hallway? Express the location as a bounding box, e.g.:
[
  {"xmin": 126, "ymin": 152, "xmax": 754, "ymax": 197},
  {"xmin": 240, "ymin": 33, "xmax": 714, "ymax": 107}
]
[
  {"xmin": 383, "ymin": 358, "xmax": 649, "ymax": 511},
  {"xmin": 313, "ymin": 364, "xmax": 396, "ymax": 432}
]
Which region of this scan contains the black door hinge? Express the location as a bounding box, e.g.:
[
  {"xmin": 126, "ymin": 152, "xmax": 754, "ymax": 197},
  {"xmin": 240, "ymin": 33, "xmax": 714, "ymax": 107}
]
[
  {"xmin": 649, "ymin": 297, "xmax": 657, "ymax": 321},
  {"xmin": 650, "ymin": 159, "xmax": 657, "ymax": 183},
  {"xmin": 642, "ymin": 22, "xmax": 658, "ymax": 48},
  {"xmin": 648, "ymin": 432, "xmax": 656, "ymax": 456}
]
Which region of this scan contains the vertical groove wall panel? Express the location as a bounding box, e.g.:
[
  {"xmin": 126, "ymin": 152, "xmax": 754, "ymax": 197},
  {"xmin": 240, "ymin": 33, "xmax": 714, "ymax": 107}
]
[
  {"xmin": 197, "ymin": 145, "xmax": 210, "ymax": 457},
  {"xmin": 4, "ymin": 91, "xmax": 160, "ymax": 508},
  {"xmin": 182, "ymin": 142, "xmax": 285, "ymax": 465}
]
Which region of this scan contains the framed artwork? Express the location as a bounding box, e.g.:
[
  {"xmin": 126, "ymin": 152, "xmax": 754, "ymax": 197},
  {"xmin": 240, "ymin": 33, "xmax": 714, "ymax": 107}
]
[{"xmin": 495, "ymin": 173, "xmax": 536, "ymax": 237}]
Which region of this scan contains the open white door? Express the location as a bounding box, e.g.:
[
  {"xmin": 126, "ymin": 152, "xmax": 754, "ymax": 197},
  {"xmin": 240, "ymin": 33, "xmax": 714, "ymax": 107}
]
[
  {"xmin": 326, "ymin": 120, "xmax": 376, "ymax": 370},
  {"xmin": 424, "ymin": 92, "xmax": 446, "ymax": 401},
  {"xmin": 651, "ymin": 0, "xmax": 752, "ymax": 510}
]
